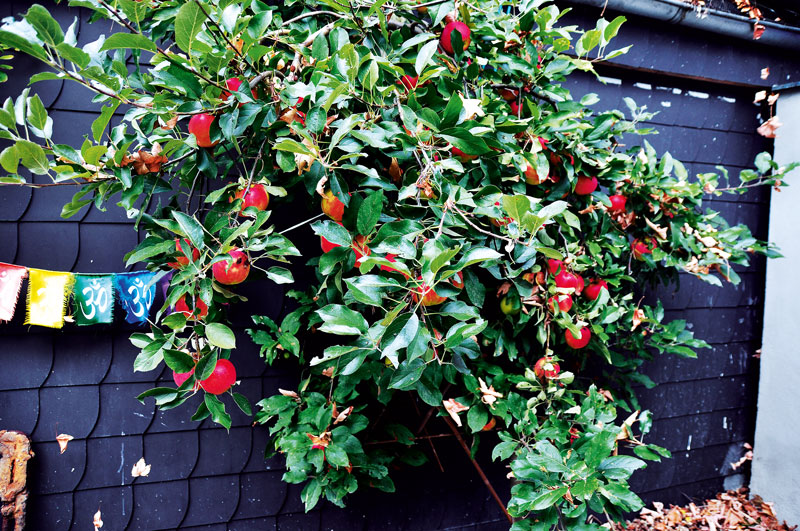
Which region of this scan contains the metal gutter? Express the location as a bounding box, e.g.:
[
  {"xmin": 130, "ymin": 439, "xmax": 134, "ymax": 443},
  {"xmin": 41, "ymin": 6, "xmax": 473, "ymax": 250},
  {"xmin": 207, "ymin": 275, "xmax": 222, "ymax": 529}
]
[{"xmin": 566, "ymin": 0, "xmax": 800, "ymax": 51}]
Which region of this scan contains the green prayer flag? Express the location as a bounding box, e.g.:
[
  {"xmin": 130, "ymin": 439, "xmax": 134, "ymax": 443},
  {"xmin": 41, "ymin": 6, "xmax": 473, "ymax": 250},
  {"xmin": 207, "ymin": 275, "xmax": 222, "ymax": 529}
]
[{"xmin": 73, "ymin": 274, "xmax": 114, "ymax": 325}]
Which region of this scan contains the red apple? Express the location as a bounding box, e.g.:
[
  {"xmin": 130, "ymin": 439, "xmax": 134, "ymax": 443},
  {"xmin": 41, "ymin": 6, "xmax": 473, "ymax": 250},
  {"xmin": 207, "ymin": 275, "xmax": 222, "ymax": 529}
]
[
  {"xmin": 221, "ymin": 78, "xmax": 257, "ymax": 105},
  {"xmin": 608, "ymin": 194, "xmax": 627, "ymax": 214},
  {"xmin": 565, "ymin": 327, "xmax": 591, "ymax": 349},
  {"xmin": 554, "ymin": 269, "xmax": 580, "ymax": 290},
  {"xmin": 631, "ymin": 237, "xmax": 657, "ymax": 261},
  {"xmin": 548, "ymin": 294, "xmax": 573, "ymax": 313},
  {"xmin": 398, "ymin": 75, "xmax": 419, "ymax": 91},
  {"xmin": 498, "ymin": 88, "xmax": 519, "ymax": 101},
  {"xmin": 173, "ymin": 367, "xmax": 200, "ymax": 390},
  {"xmin": 188, "ymin": 113, "xmax": 218, "ymax": 148},
  {"xmin": 167, "ymin": 238, "xmax": 200, "ymax": 269},
  {"xmin": 320, "ymin": 236, "xmax": 341, "ymax": 253},
  {"xmin": 533, "ymin": 357, "xmax": 560, "ymax": 380},
  {"xmin": 175, "ymin": 295, "xmax": 208, "ymax": 320},
  {"xmin": 509, "ymin": 100, "xmax": 523, "ymax": 116},
  {"xmin": 584, "ymin": 279, "xmax": 608, "ymax": 301},
  {"xmin": 199, "ymin": 358, "xmax": 237, "ymax": 395},
  {"xmin": 574, "ymin": 176, "xmax": 598, "ymax": 196},
  {"xmin": 321, "ymin": 190, "xmax": 345, "ymax": 221},
  {"xmin": 212, "ymin": 249, "xmax": 250, "ymax": 285},
  {"xmin": 547, "ymin": 259, "xmax": 563, "ymax": 275},
  {"xmin": 412, "ymin": 277, "xmax": 447, "ymax": 306},
  {"xmin": 524, "ymin": 164, "xmax": 545, "ymax": 185},
  {"xmin": 452, "ymin": 147, "xmax": 477, "ymax": 162},
  {"xmin": 233, "ymin": 184, "xmax": 269, "ymax": 215},
  {"xmin": 574, "ymin": 274, "xmax": 585, "ymax": 295},
  {"xmin": 440, "ymin": 21, "xmax": 471, "ymax": 54}
]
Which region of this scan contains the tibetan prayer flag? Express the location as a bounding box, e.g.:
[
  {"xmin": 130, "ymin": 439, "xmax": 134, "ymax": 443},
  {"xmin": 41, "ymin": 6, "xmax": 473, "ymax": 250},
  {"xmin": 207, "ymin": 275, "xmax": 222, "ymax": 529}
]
[
  {"xmin": 114, "ymin": 271, "xmax": 157, "ymax": 324},
  {"xmin": 73, "ymin": 274, "xmax": 114, "ymax": 326},
  {"xmin": 0, "ymin": 263, "xmax": 28, "ymax": 322},
  {"xmin": 25, "ymin": 269, "xmax": 74, "ymax": 329}
]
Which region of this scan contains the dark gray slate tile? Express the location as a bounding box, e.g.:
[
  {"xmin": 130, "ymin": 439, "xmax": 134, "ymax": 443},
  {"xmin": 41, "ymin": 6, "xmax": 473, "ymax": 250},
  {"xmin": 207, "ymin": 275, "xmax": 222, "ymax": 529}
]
[
  {"xmin": 92, "ymin": 383, "xmax": 155, "ymax": 437},
  {"xmin": 0, "ymin": 334, "xmax": 53, "ymax": 390},
  {"xmin": 182, "ymin": 475, "xmax": 240, "ymax": 527},
  {"xmin": 139, "ymin": 430, "xmax": 199, "ymax": 483},
  {"xmin": 276, "ymin": 511, "xmax": 322, "ymax": 531},
  {"xmin": 74, "ymin": 223, "xmax": 139, "ymax": 273},
  {"xmin": 106, "ymin": 332, "xmax": 164, "ymax": 383},
  {"xmin": 30, "ymin": 439, "xmax": 86, "ymax": 495},
  {"xmin": 229, "ymin": 517, "xmax": 277, "ymax": 530},
  {"xmin": 0, "ymin": 222, "xmax": 19, "ymax": 261},
  {"xmin": 0, "ymin": 389, "xmax": 39, "ymax": 433},
  {"xmin": 192, "ymin": 427, "xmax": 252, "ymax": 477},
  {"xmin": 72, "ymin": 485, "xmax": 134, "ymax": 531},
  {"xmin": 148, "ymin": 394, "xmax": 204, "ymax": 433},
  {"xmin": 26, "ymin": 492, "xmax": 73, "ymax": 531},
  {"xmin": 235, "ymin": 471, "xmax": 288, "ymax": 520},
  {"xmin": 16, "ymin": 222, "xmax": 79, "ymax": 270},
  {"xmin": 33, "ymin": 385, "xmax": 99, "ymax": 440},
  {"xmin": 48, "ymin": 332, "xmax": 112, "ymax": 387},
  {"xmin": 79, "ymin": 434, "xmax": 143, "ymax": 490},
  {"xmin": 638, "ymin": 375, "xmax": 751, "ymax": 419},
  {"xmin": 131, "ymin": 480, "xmax": 189, "ymax": 530}
]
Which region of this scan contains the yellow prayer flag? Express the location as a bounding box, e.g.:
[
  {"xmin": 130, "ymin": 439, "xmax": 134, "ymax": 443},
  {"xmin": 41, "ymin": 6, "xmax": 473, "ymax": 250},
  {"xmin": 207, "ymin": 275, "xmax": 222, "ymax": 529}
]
[{"xmin": 25, "ymin": 269, "xmax": 74, "ymax": 329}]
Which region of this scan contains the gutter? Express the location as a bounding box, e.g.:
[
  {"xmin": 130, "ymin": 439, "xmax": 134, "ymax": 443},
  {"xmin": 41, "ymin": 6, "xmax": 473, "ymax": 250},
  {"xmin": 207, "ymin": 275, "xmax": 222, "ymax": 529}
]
[{"xmin": 566, "ymin": 0, "xmax": 800, "ymax": 51}]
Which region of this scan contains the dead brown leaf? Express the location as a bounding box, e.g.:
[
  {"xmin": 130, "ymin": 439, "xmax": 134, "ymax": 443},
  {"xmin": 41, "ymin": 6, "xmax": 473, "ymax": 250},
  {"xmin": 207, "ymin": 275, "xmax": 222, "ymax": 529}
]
[
  {"xmin": 322, "ymin": 367, "xmax": 335, "ymax": 378},
  {"xmin": 757, "ymin": 116, "xmax": 782, "ymax": 138},
  {"xmin": 307, "ymin": 431, "xmax": 331, "ymax": 450},
  {"xmin": 442, "ymin": 398, "xmax": 469, "ymax": 427},
  {"xmin": 93, "ymin": 509, "xmax": 103, "ymax": 529},
  {"xmin": 131, "ymin": 457, "xmax": 151, "ymax": 478},
  {"xmin": 478, "ymin": 377, "xmax": 503, "ymax": 408},
  {"xmin": 56, "ymin": 434, "xmax": 73, "ymax": 454},
  {"xmin": 761, "ymin": 67, "xmax": 770, "ymax": 80}
]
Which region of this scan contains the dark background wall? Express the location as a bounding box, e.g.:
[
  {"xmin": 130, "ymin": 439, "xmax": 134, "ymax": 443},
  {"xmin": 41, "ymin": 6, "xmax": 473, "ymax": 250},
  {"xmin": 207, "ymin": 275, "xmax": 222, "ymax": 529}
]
[{"xmin": 0, "ymin": 2, "xmax": 797, "ymax": 529}]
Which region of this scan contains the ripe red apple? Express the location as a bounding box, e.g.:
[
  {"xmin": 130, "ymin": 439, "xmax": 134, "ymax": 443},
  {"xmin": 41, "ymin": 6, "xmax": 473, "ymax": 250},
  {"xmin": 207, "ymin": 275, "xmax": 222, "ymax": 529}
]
[
  {"xmin": 175, "ymin": 295, "xmax": 208, "ymax": 320},
  {"xmin": 221, "ymin": 78, "xmax": 257, "ymax": 104},
  {"xmin": 547, "ymin": 259, "xmax": 563, "ymax": 275},
  {"xmin": 188, "ymin": 113, "xmax": 218, "ymax": 148},
  {"xmin": 524, "ymin": 164, "xmax": 546, "ymax": 185},
  {"xmin": 554, "ymin": 269, "xmax": 580, "ymax": 290},
  {"xmin": 584, "ymin": 279, "xmax": 608, "ymax": 301},
  {"xmin": 452, "ymin": 147, "xmax": 477, "ymax": 162},
  {"xmin": 574, "ymin": 274, "xmax": 585, "ymax": 295},
  {"xmin": 398, "ymin": 75, "xmax": 419, "ymax": 91},
  {"xmin": 173, "ymin": 367, "xmax": 194, "ymax": 387},
  {"xmin": 498, "ymin": 88, "xmax": 519, "ymax": 101},
  {"xmin": 212, "ymin": 249, "xmax": 250, "ymax": 285},
  {"xmin": 565, "ymin": 327, "xmax": 591, "ymax": 349},
  {"xmin": 440, "ymin": 21, "xmax": 471, "ymax": 54},
  {"xmin": 509, "ymin": 100, "xmax": 523, "ymax": 116},
  {"xmin": 533, "ymin": 357, "xmax": 560, "ymax": 380},
  {"xmin": 574, "ymin": 176, "xmax": 598, "ymax": 195},
  {"xmin": 321, "ymin": 190, "xmax": 345, "ymax": 221},
  {"xmin": 548, "ymin": 294, "xmax": 573, "ymax": 313},
  {"xmin": 199, "ymin": 358, "xmax": 237, "ymax": 395},
  {"xmin": 167, "ymin": 238, "xmax": 200, "ymax": 269},
  {"xmin": 608, "ymin": 194, "xmax": 627, "ymax": 214},
  {"xmin": 320, "ymin": 236, "xmax": 341, "ymax": 253},
  {"xmin": 412, "ymin": 277, "xmax": 447, "ymax": 306},
  {"xmin": 233, "ymin": 184, "xmax": 269, "ymax": 215},
  {"xmin": 631, "ymin": 237, "xmax": 657, "ymax": 261}
]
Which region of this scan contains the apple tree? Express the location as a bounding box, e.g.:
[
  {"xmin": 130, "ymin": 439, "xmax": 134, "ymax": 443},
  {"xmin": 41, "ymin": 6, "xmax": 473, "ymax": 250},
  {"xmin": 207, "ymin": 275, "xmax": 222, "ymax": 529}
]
[{"xmin": 0, "ymin": 0, "xmax": 794, "ymax": 528}]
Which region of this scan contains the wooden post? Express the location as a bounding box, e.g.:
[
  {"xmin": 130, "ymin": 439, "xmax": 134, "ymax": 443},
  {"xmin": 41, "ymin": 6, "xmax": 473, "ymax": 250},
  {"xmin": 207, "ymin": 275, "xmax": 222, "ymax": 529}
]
[{"xmin": 0, "ymin": 431, "xmax": 34, "ymax": 531}]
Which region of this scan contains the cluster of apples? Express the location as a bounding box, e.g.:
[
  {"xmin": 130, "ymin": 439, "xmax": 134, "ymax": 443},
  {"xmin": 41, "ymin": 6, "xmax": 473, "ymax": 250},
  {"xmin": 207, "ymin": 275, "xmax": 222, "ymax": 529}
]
[{"xmin": 605, "ymin": 192, "xmax": 659, "ymax": 260}]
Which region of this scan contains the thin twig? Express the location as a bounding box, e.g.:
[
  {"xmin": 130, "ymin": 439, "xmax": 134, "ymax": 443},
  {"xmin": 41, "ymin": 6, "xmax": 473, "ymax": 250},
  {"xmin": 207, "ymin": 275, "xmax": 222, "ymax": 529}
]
[
  {"xmin": 192, "ymin": 0, "xmax": 256, "ymax": 73},
  {"xmin": 278, "ymin": 213, "xmax": 325, "ymax": 235},
  {"xmin": 281, "ymin": 10, "xmax": 347, "ymax": 27},
  {"xmin": 490, "ymin": 83, "xmax": 559, "ymax": 106},
  {"xmin": 443, "ymin": 416, "xmax": 513, "ymax": 524},
  {"xmin": 451, "ymin": 204, "xmax": 517, "ymax": 245}
]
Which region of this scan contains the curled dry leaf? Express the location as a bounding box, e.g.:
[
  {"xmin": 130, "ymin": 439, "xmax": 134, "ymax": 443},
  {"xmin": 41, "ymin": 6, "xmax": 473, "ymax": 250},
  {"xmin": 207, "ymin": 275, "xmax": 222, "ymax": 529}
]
[
  {"xmin": 442, "ymin": 399, "xmax": 469, "ymax": 427},
  {"xmin": 56, "ymin": 434, "xmax": 73, "ymax": 454},
  {"xmin": 753, "ymin": 90, "xmax": 767, "ymax": 104},
  {"xmin": 278, "ymin": 388, "xmax": 301, "ymax": 402},
  {"xmin": 321, "ymin": 367, "xmax": 335, "ymax": 378},
  {"xmin": 645, "ymin": 218, "xmax": 668, "ymax": 240},
  {"xmin": 757, "ymin": 116, "xmax": 782, "ymax": 138},
  {"xmin": 478, "ymin": 377, "xmax": 503, "ymax": 408},
  {"xmin": 631, "ymin": 308, "xmax": 646, "ymax": 332},
  {"xmin": 761, "ymin": 67, "xmax": 770, "ymax": 80},
  {"xmin": 753, "ymin": 23, "xmax": 765, "ymax": 40},
  {"xmin": 496, "ymin": 281, "xmax": 512, "ymax": 297},
  {"xmin": 307, "ymin": 430, "xmax": 331, "ymax": 450},
  {"xmin": 388, "ymin": 157, "xmax": 403, "ymax": 184},
  {"xmin": 333, "ymin": 405, "xmax": 353, "ymax": 425},
  {"xmin": 768, "ymin": 93, "xmax": 780, "ymax": 106},
  {"xmin": 93, "ymin": 509, "xmax": 103, "ymax": 529},
  {"xmin": 459, "ymin": 94, "xmax": 485, "ymax": 121},
  {"xmin": 315, "ymin": 175, "xmax": 328, "ymax": 197},
  {"xmin": 131, "ymin": 457, "xmax": 151, "ymax": 478},
  {"xmin": 120, "ymin": 145, "xmax": 168, "ymax": 175}
]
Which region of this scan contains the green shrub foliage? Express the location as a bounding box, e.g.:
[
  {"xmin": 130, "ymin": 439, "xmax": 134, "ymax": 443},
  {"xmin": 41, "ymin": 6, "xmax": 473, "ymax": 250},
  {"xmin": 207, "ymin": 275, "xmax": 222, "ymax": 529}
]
[{"xmin": 0, "ymin": 1, "xmax": 794, "ymax": 528}]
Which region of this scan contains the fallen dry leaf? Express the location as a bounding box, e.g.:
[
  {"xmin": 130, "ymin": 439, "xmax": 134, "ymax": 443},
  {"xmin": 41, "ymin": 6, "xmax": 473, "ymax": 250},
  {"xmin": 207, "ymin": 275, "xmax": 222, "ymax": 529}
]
[
  {"xmin": 761, "ymin": 67, "xmax": 770, "ymax": 80},
  {"xmin": 753, "ymin": 90, "xmax": 767, "ymax": 103},
  {"xmin": 93, "ymin": 509, "xmax": 103, "ymax": 529},
  {"xmin": 645, "ymin": 218, "xmax": 668, "ymax": 240},
  {"xmin": 442, "ymin": 398, "xmax": 469, "ymax": 427},
  {"xmin": 757, "ymin": 116, "xmax": 782, "ymax": 138},
  {"xmin": 478, "ymin": 377, "xmax": 503, "ymax": 408},
  {"xmin": 333, "ymin": 405, "xmax": 353, "ymax": 425},
  {"xmin": 768, "ymin": 93, "xmax": 780, "ymax": 106},
  {"xmin": 131, "ymin": 457, "xmax": 151, "ymax": 478},
  {"xmin": 56, "ymin": 434, "xmax": 73, "ymax": 454}
]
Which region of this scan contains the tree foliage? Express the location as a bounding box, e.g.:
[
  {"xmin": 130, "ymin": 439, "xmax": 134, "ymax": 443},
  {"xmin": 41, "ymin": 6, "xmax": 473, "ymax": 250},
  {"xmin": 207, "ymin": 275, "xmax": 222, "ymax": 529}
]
[{"xmin": 0, "ymin": 0, "xmax": 795, "ymax": 528}]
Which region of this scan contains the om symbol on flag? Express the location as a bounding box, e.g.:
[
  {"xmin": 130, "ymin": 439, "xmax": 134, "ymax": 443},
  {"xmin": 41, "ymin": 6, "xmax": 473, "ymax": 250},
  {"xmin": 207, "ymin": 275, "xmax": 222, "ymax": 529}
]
[{"xmin": 73, "ymin": 274, "xmax": 114, "ymax": 326}]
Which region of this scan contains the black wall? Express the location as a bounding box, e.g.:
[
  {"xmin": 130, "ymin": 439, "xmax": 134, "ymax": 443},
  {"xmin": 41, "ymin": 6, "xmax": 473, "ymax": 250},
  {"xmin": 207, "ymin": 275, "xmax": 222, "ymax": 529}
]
[{"xmin": 0, "ymin": 2, "xmax": 797, "ymax": 529}]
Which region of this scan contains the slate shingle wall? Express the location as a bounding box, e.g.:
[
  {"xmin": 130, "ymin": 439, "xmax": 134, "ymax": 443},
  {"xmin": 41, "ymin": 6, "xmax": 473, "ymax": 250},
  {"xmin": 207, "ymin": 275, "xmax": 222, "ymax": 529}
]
[{"xmin": 0, "ymin": 2, "xmax": 797, "ymax": 529}]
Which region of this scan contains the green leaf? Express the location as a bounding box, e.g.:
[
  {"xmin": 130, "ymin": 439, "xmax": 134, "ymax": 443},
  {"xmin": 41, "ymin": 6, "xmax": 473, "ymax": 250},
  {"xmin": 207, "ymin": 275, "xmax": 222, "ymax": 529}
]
[
  {"xmin": 273, "ymin": 138, "xmax": 314, "ymax": 155},
  {"xmin": 206, "ymin": 323, "xmax": 237, "ymax": 349},
  {"xmin": 600, "ymin": 483, "xmax": 644, "ymax": 511},
  {"xmin": 381, "ymin": 313, "xmax": 420, "ymax": 365},
  {"xmin": 305, "ymin": 107, "xmax": 326, "ymax": 134},
  {"xmin": 26, "ymin": 4, "xmax": 64, "ymax": 46},
  {"xmin": 581, "ymin": 428, "xmax": 618, "ymax": 468},
  {"xmin": 311, "ymin": 220, "xmax": 351, "ymax": 246},
  {"xmin": 467, "ymin": 406, "xmax": 489, "ymax": 433},
  {"xmin": 0, "ymin": 145, "xmax": 19, "ymax": 174},
  {"xmin": 0, "ymin": 30, "xmax": 48, "ymax": 61},
  {"xmin": 204, "ymin": 393, "xmax": 232, "ymax": 429},
  {"xmin": 598, "ymin": 455, "xmax": 646, "ymax": 479},
  {"xmin": 26, "ymin": 94, "xmax": 47, "ymax": 131},
  {"xmin": 357, "ymin": 189, "xmax": 383, "ymax": 235},
  {"xmin": 163, "ymin": 349, "xmax": 195, "ymax": 373},
  {"xmin": 174, "ymin": 1, "xmax": 205, "ymax": 55},
  {"xmin": 388, "ymin": 357, "xmax": 425, "ymax": 389},
  {"xmin": 265, "ymin": 267, "xmax": 294, "ymax": 285},
  {"xmin": 439, "ymin": 129, "xmax": 490, "ymax": 155},
  {"xmin": 124, "ymin": 239, "xmax": 175, "ymax": 266},
  {"xmin": 55, "ymin": 42, "xmax": 90, "ymax": 68},
  {"xmin": 99, "ymin": 32, "xmax": 157, "ymax": 52},
  {"xmin": 317, "ymin": 304, "xmax": 369, "ymax": 335},
  {"xmin": 91, "ymin": 100, "xmax": 120, "ymax": 142},
  {"xmin": 325, "ymin": 444, "xmax": 350, "ymax": 467},
  {"xmin": 415, "ymin": 39, "xmax": 438, "ymax": 75},
  {"xmin": 492, "ymin": 441, "xmax": 517, "ymax": 461},
  {"xmin": 15, "ymin": 140, "xmax": 49, "ymax": 175},
  {"xmin": 233, "ymin": 392, "xmax": 252, "ymax": 415},
  {"xmin": 530, "ymin": 487, "xmax": 568, "ymax": 511},
  {"xmin": 172, "ymin": 210, "xmax": 205, "ymax": 249}
]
